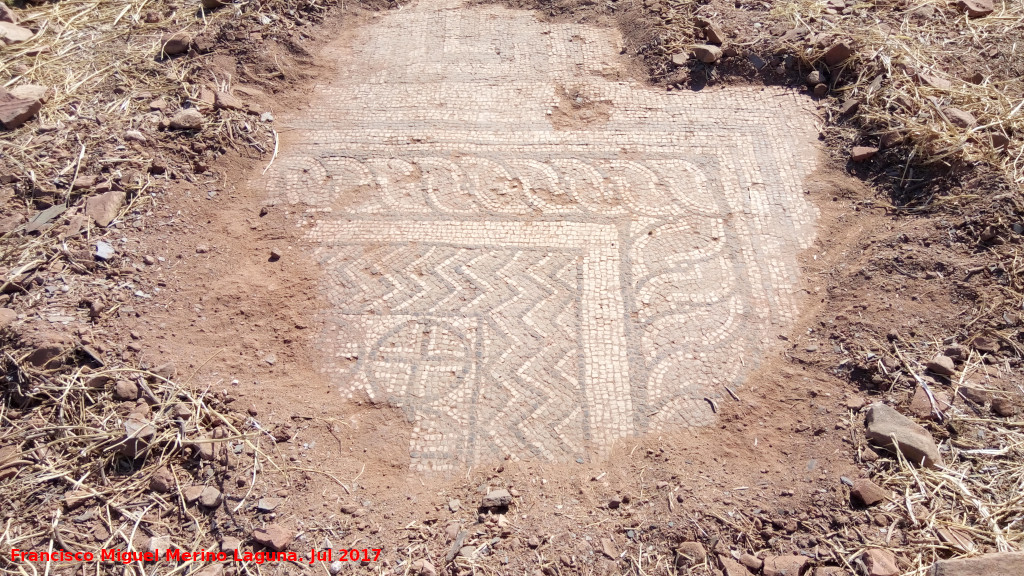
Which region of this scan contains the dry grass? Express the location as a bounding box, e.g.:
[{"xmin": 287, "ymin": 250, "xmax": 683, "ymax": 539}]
[
  {"xmin": 649, "ymin": 0, "xmax": 1024, "ymax": 190},
  {"xmin": 0, "ymin": 353, "xmax": 280, "ymax": 576}
]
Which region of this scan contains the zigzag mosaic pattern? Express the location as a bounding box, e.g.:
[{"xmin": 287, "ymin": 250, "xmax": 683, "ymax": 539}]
[{"xmin": 265, "ymin": 0, "xmax": 820, "ymax": 470}]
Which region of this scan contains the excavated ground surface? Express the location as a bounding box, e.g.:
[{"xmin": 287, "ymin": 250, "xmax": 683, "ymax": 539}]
[{"xmin": 263, "ymin": 0, "xmax": 820, "ymax": 471}]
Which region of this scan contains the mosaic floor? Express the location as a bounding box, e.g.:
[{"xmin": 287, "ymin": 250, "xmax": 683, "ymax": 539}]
[{"xmin": 265, "ymin": 0, "xmax": 820, "ymax": 470}]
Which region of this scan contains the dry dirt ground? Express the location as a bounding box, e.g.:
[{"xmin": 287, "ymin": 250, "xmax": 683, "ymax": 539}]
[{"xmin": 0, "ymin": 1, "xmax": 1022, "ymax": 576}]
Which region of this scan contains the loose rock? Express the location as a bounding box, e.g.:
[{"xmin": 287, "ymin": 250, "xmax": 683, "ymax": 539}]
[
  {"xmin": 865, "ymin": 403, "xmax": 943, "ymax": 467},
  {"xmin": 95, "ymin": 241, "xmax": 116, "ymax": 261},
  {"xmin": 719, "ymin": 557, "xmax": 747, "ymax": 576},
  {"xmin": 113, "ymin": 379, "xmax": 139, "ymax": 401},
  {"xmin": 692, "ymin": 45, "xmax": 723, "ymax": 63},
  {"xmin": 739, "ymin": 554, "xmax": 763, "ymax": 571},
  {"xmin": 850, "ymin": 146, "xmax": 878, "ymax": 162},
  {"xmin": 120, "ymin": 417, "xmax": 155, "ymax": 458},
  {"xmin": 958, "ymin": 0, "xmax": 994, "ymax": 18},
  {"xmin": 824, "ymin": 42, "xmax": 853, "ymax": 66},
  {"xmin": 0, "ymin": 88, "xmax": 42, "ymax": 129},
  {"xmin": 909, "ymin": 387, "xmax": 950, "ymax": 420},
  {"xmin": 704, "ymin": 24, "xmax": 726, "ymax": 45},
  {"xmin": 169, "ymin": 108, "xmax": 204, "ymax": 130},
  {"xmin": 411, "ymin": 559, "xmax": 437, "ymax": 576},
  {"xmin": 925, "ymin": 354, "xmax": 955, "ymax": 376},
  {"xmin": 0, "ymin": 4, "xmax": 16, "ymax": 24},
  {"xmin": 85, "ymin": 190, "xmax": 126, "ymax": 227},
  {"xmin": 150, "ymin": 466, "xmax": 174, "ymax": 493},
  {"xmin": 675, "ymin": 542, "xmax": 706, "ymax": 567},
  {"xmin": 991, "ymin": 397, "xmax": 1017, "ymax": 417},
  {"xmin": 762, "ymin": 555, "xmax": 808, "ymax": 576},
  {"xmin": 198, "ymin": 486, "xmax": 223, "ymax": 508},
  {"xmin": 862, "ymin": 549, "xmax": 899, "ymax": 576},
  {"xmin": 943, "ymin": 107, "xmax": 977, "ymax": 129},
  {"xmin": 252, "ymin": 525, "xmax": 293, "ymax": 551},
  {"xmin": 214, "ymin": 91, "xmax": 243, "ymax": 111},
  {"xmin": 0, "ymin": 22, "xmax": 33, "ymax": 44},
  {"xmin": 850, "ymin": 478, "xmax": 889, "ymax": 506},
  {"xmin": 481, "ymin": 489, "xmax": 512, "ymax": 508},
  {"xmin": 929, "ymin": 552, "xmax": 1024, "ymax": 576},
  {"xmin": 0, "ymin": 309, "xmax": 17, "ymax": 330},
  {"xmin": 160, "ymin": 32, "xmax": 191, "ymax": 56}
]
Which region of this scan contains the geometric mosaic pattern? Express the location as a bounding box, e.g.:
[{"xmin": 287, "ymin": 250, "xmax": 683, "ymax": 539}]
[{"xmin": 265, "ymin": 0, "xmax": 820, "ymax": 471}]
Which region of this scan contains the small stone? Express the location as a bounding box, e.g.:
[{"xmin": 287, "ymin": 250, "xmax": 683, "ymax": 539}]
[
  {"xmin": 850, "ymin": 478, "xmax": 889, "ymax": 506},
  {"xmin": 806, "ymin": 71, "xmax": 822, "ymax": 85},
  {"xmin": 199, "ymin": 486, "xmax": 223, "ymax": 508},
  {"xmin": 214, "ymin": 91, "xmax": 243, "ymax": 111},
  {"xmin": 150, "ymin": 466, "xmax": 174, "ymax": 493},
  {"xmin": 762, "ymin": 555, "xmax": 809, "ymax": 576},
  {"xmin": 824, "ymin": 42, "xmax": 853, "ymax": 66},
  {"xmin": 411, "ymin": 559, "xmax": 437, "ymax": 576},
  {"xmin": 125, "ymin": 130, "xmax": 147, "ymax": 142},
  {"xmin": 121, "ymin": 418, "xmax": 155, "ymax": 458},
  {"xmin": 959, "ymin": 0, "xmax": 994, "ymax": 18},
  {"xmin": 972, "ymin": 337, "xmax": 999, "ymax": 353},
  {"xmin": 747, "ymin": 53, "xmax": 766, "ymax": 69},
  {"xmin": 260, "ymin": 112, "xmax": 275, "ymax": 123},
  {"xmin": 95, "ymin": 241, "xmax": 116, "ymax": 261},
  {"xmin": 9, "ymin": 84, "xmax": 51, "ymax": 104},
  {"xmin": 252, "ymin": 525, "xmax": 293, "ymax": 551},
  {"xmin": 269, "ymin": 248, "xmax": 282, "ymax": 261},
  {"xmin": 85, "ymin": 190, "xmax": 126, "ymax": 227},
  {"xmin": 113, "ymin": 379, "xmax": 138, "ymax": 401},
  {"xmin": 196, "ymin": 244, "xmax": 210, "ymax": 254},
  {"xmin": 674, "ymin": 542, "xmax": 706, "ymax": 567},
  {"xmin": 692, "ymin": 45, "xmax": 723, "ymax": 63},
  {"xmin": 813, "ymin": 83, "xmax": 829, "ymax": 97},
  {"xmin": 257, "ymin": 497, "xmax": 282, "ymax": 512},
  {"xmin": 991, "ymin": 132, "xmax": 1010, "ymax": 151},
  {"xmin": 865, "ymin": 403, "xmax": 942, "ymax": 468},
  {"xmin": 149, "ymin": 98, "xmax": 167, "ymax": 111},
  {"xmin": 720, "ymin": 557, "xmax": 748, "ymax": 576},
  {"xmin": 671, "ymin": 52, "xmax": 689, "ymax": 66},
  {"xmin": 527, "ymin": 535, "xmax": 540, "ymax": 549},
  {"xmin": 182, "ymin": 485, "xmax": 205, "ymax": 503},
  {"xmin": 862, "ymin": 549, "xmax": 899, "ymax": 576},
  {"xmin": 0, "ymin": 308, "xmax": 16, "ymax": 330},
  {"xmin": 925, "ymin": 354, "xmax": 955, "ymax": 376},
  {"xmin": 160, "ymin": 32, "xmax": 191, "ymax": 56},
  {"xmin": 448, "ymin": 498, "xmax": 460, "ymax": 512},
  {"xmin": 202, "ymin": 0, "xmax": 227, "ymax": 9},
  {"xmin": 839, "ymin": 99, "xmax": 860, "ymax": 115},
  {"xmin": 220, "ymin": 536, "xmax": 242, "ymax": 552},
  {"xmin": 0, "ymin": 89, "xmax": 42, "ymax": 129},
  {"xmin": 0, "ymin": 4, "xmax": 16, "ymax": 24},
  {"xmin": 148, "ymin": 535, "xmax": 173, "ymax": 553},
  {"xmin": 929, "ymin": 552, "xmax": 1024, "ymax": 576},
  {"xmin": 909, "ymin": 387, "xmax": 950, "ymax": 420},
  {"xmin": 850, "ymin": 146, "xmax": 878, "ymax": 162},
  {"xmin": 329, "ymin": 560, "xmax": 344, "ymax": 575},
  {"xmin": 169, "ymin": 108, "xmax": 203, "ymax": 130},
  {"xmin": 153, "ymin": 362, "xmax": 177, "ymax": 380},
  {"xmin": 936, "ymin": 528, "xmax": 976, "ymax": 553},
  {"xmin": 739, "ymin": 553, "xmax": 763, "ymax": 571},
  {"xmin": 0, "ymin": 22, "xmax": 33, "ymax": 45},
  {"xmin": 943, "ymin": 107, "xmax": 977, "ymax": 129},
  {"xmin": 991, "ymin": 397, "xmax": 1017, "ymax": 417},
  {"xmin": 704, "ymin": 24, "xmax": 726, "ymax": 45},
  {"xmin": 608, "ymin": 496, "xmax": 621, "ymax": 509},
  {"xmin": 601, "ymin": 538, "xmax": 618, "ymax": 559},
  {"xmin": 481, "ymin": 489, "xmax": 512, "ymax": 508}
]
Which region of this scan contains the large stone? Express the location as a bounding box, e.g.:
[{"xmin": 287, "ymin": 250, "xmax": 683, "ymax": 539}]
[
  {"xmin": 929, "ymin": 552, "xmax": 1024, "ymax": 576},
  {"xmin": 692, "ymin": 45, "xmax": 723, "ymax": 63},
  {"xmin": 84, "ymin": 191, "xmax": 125, "ymax": 227},
  {"xmin": 481, "ymin": 489, "xmax": 512, "ymax": 508},
  {"xmin": 864, "ymin": 403, "xmax": 942, "ymax": 468},
  {"xmin": 861, "ymin": 549, "xmax": 899, "ymax": 576},
  {"xmin": 959, "ymin": 0, "xmax": 994, "ymax": 18},
  {"xmin": 169, "ymin": 108, "xmax": 204, "ymax": 130},
  {"xmin": 762, "ymin": 555, "xmax": 808, "ymax": 576},
  {"xmin": 252, "ymin": 525, "xmax": 293, "ymax": 551},
  {"xmin": 0, "ymin": 22, "xmax": 33, "ymax": 44}
]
